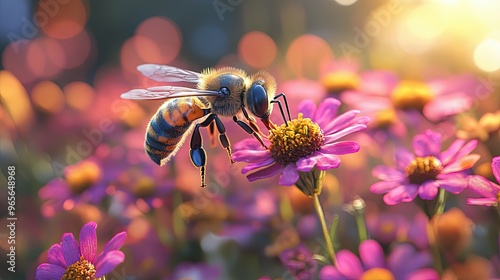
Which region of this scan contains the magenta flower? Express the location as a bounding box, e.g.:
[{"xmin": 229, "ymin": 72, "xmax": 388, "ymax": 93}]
[
  {"xmin": 232, "ymin": 98, "xmax": 369, "ymax": 186},
  {"xmin": 319, "ymin": 240, "xmax": 437, "ymax": 280},
  {"xmin": 39, "ymin": 158, "xmax": 108, "ymax": 217},
  {"xmin": 341, "ymin": 71, "xmax": 481, "ymax": 122},
  {"xmin": 36, "ymin": 222, "xmax": 127, "ymax": 280},
  {"xmin": 467, "ymin": 156, "xmax": 500, "ymax": 206},
  {"xmin": 370, "ymin": 130, "xmax": 480, "ymax": 205},
  {"xmin": 279, "ymin": 244, "xmax": 317, "ymax": 280}
]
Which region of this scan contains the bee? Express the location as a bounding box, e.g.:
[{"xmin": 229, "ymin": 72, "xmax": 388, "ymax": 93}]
[{"xmin": 121, "ymin": 64, "xmax": 290, "ymax": 187}]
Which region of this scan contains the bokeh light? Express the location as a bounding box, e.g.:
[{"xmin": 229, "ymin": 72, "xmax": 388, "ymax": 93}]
[
  {"xmin": 334, "ymin": 0, "xmax": 358, "ymax": 6},
  {"xmin": 26, "ymin": 37, "xmax": 65, "ymax": 78},
  {"xmin": 64, "ymin": 81, "xmax": 95, "ymax": 111},
  {"xmin": 0, "ymin": 0, "xmax": 30, "ymax": 41},
  {"xmin": 0, "ymin": 70, "xmax": 34, "ymax": 132},
  {"xmin": 238, "ymin": 31, "xmax": 277, "ymax": 69},
  {"xmin": 474, "ymin": 37, "xmax": 500, "ymax": 72},
  {"xmin": 285, "ymin": 34, "xmax": 334, "ymax": 79},
  {"xmin": 31, "ymin": 80, "xmax": 65, "ymax": 113},
  {"xmin": 39, "ymin": 0, "xmax": 88, "ymax": 39},
  {"xmin": 135, "ymin": 16, "xmax": 182, "ymax": 64}
]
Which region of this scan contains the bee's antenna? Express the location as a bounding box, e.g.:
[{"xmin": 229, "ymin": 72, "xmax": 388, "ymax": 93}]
[{"xmin": 271, "ymin": 93, "xmax": 291, "ymax": 126}]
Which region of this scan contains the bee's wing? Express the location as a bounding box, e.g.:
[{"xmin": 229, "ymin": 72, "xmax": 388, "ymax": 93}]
[
  {"xmin": 121, "ymin": 86, "xmax": 221, "ymax": 100},
  {"xmin": 137, "ymin": 64, "xmax": 201, "ymax": 83}
]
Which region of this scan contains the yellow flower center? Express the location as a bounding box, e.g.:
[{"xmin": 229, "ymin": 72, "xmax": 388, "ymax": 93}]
[
  {"xmin": 61, "ymin": 256, "xmax": 96, "ymax": 280},
  {"xmin": 405, "ymin": 156, "xmax": 443, "ymax": 185},
  {"xmin": 360, "ymin": 268, "xmax": 396, "ymax": 280},
  {"xmin": 391, "ymin": 80, "xmax": 434, "ymax": 111},
  {"xmin": 269, "ymin": 113, "xmax": 324, "ymax": 165},
  {"xmin": 132, "ymin": 177, "xmax": 156, "ymax": 198},
  {"xmin": 65, "ymin": 161, "xmax": 102, "ymax": 195},
  {"xmin": 321, "ymin": 71, "xmax": 360, "ymax": 93},
  {"xmin": 374, "ymin": 109, "xmax": 397, "ymax": 129}
]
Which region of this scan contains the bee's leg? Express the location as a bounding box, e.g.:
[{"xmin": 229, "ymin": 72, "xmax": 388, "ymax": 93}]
[
  {"xmin": 210, "ymin": 114, "xmax": 233, "ymax": 164},
  {"xmin": 190, "ymin": 122, "xmax": 208, "ymax": 188},
  {"xmin": 240, "ymin": 106, "xmax": 267, "ymax": 136},
  {"xmin": 233, "ymin": 116, "xmax": 268, "ymax": 149},
  {"xmin": 207, "ymin": 121, "xmax": 216, "ymax": 147}
]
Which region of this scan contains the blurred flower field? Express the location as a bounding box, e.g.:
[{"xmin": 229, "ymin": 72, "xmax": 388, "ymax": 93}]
[{"xmin": 0, "ymin": 0, "xmax": 499, "ymax": 279}]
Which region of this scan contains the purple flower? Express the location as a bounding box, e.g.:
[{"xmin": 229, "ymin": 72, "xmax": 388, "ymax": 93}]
[
  {"xmin": 279, "ymin": 244, "xmax": 317, "ymax": 280},
  {"xmin": 39, "ymin": 158, "xmax": 108, "ymax": 217},
  {"xmin": 341, "ymin": 71, "xmax": 481, "ymax": 122},
  {"xmin": 232, "ymin": 98, "xmax": 369, "ymax": 186},
  {"xmin": 36, "ymin": 222, "xmax": 127, "ymax": 280},
  {"xmin": 319, "ymin": 240, "xmax": 437, "ymax": 280},
  {"xmin": 467, "ymin": 156, "xmax": 500, "ymax": 206},
  {"xmin": 370, "ymin": 130, "xmax": 480, "ymax": 205}
]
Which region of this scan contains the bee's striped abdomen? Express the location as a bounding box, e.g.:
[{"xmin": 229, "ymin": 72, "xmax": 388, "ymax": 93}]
[{"xmin": 145, "ymin": 97, "xmax": 208, "ymax": 165}]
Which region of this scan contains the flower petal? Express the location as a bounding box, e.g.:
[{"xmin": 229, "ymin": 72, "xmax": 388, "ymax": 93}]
[
  {"xmin": 419, "ymin": 181, "xmax": 439, "ymax": 200},
  {"xmin": 247, "ymin": 163, "xmax": 284, "ymax": 182},
  {"xmin": 314, "ymin": 98, "xmax": 341, "ymax": 127},
  {"xmin": 233, "ymin": 138, "xmax": 268, "ymax": 151},
  {"xmin": 412, "ymin": 130, "xmax": 441, "ymax": 157},
  {"xmin": 319, "ymin": 265, "xmax": 347, "ymax": 280},
  {"xmin": 370, "ymin": 181, "xmax": 402, "ymax": 194},
  {"xmin": 467, "ymin": 197, "xmax": 498, "ymax": 206},
  {"xmin": 232, "ymin": 149, "xmax": 272, "ymax": 163},
  {"xmin": 448, "ymin": 139, "xmax": 478, "ymax": 164},
  {"xmin": 335, "ymin": 250, "xmax": 364, "ymax": 279},
  {"xmin": 383, "ymin": 184, "xmax": 419, "ymax": 205},
  {"xmin": 439, "ymin": 139, "xmax": 465, "ymax": 166},
  {"xmin": 407, "ymin": 268, "xmax": 439, "ymax": 280},
  {"xmin": 388, "ymin": 245, "xmax": 432, "ymax": 278},
  {"xmin": 315, "ymin": 153, "xmax": 342, "ymax": 170},
  {"xmin": 492, "ymin": 156, "xmax": 500, "ymax": 183},
  {"xmin": 80, "ymin": 222, "xmax": 98, "ymax": 263},
  {"xmin": 278, "ymin": 164, "xmax": 300, "ymax": 186},
  {"xmin": 435, "ymin": 174, "xmax": 468, "ymax": 194},
  {"xmin": 395, "ymin": 148, "xmax": 414, "ymax": 171},
  {"xmin": 241, "ymin": 157, "xmax": 275, "ymax": 174},
  {"xmin": 423, "ymin": 94, "xmax": 473, "ymax": 122},
  {"xmin": 36, "ymin": 263, "xmax": 66, "ymax": 280},
  {"xmin": 372, "ymin": 166, "xmax": 405, "ymax": 181},
  {"xmin": 320, "ymin": 141, "xmax": 360, "ymax": 155},
  {"xmin": 359, "ymin": 240, "xmax": 385, "ymax": 269},
  {"xmin": 96, "ymin": 231, "xmax": 127, "ymax": 266},
  {"xmin": 297, "ymin": 99, "xmax": 316, "ymax": 119},
  {"xmin": 95, "ymin": 250, "xmax": 125, "ymax": 278},
  {"xmin": 468, "ymin": 175, "xmax": 499, "ymax": 198},
  {"xmin": 47, "ymin": 244, "xmax": 66, "ymax": 268},
  {"xmin": 61, "ymin": 233, "xmax": 80, "ymax": 266},
  {"xmin": 324, "ymin": 124, "xmax": 368, "ymax": 143},
  {"xmin": 322, "ymin": 110, "xmax": 360, "ymax": 134},
  {"xmin": 441, "ymin": 154, "xmax": 480, "ymax": 173}
]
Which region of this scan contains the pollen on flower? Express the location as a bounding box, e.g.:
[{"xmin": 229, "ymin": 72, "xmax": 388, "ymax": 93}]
[
  {"xmin": 61, "ymin": 256, "xmax": 96, "ymax": 280},
  {"xmin": 268, "ymin": 113, "xmax": 324, "ymax": 165},
  {"xmin": 65, "ymin": 161, "xmax": 102, "ymax": 194},
  {"xmin": 360, "ymin": 267, "xmax": 396, "ymax": 280},
  {"xmin": 321, "ymin": 71, "xmax": 360, "ymax": 93},
  {"xmin": 374, "ymin": 109, "xmax": 397, "ymax": 129},
  {"xmin": 405, "ymin": 156, "xmax": 443, "ymax": 185},
  {"xmin": 391, "ymin": 80, "xmax": 434, "ymax": 111}
]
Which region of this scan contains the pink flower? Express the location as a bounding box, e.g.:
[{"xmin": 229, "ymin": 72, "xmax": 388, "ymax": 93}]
[
  {"xmin": 467, "ymin": 156, "xmax": 500, "ymax": 206},
  {"xmin": 232, "ymin": 98, "xmax": 369, "ymax": 186},
  {"xmin": 36, "ymin": 222, "xmax": 127, "ymax": 279},
  {"xmin": 341, "ymin": 71, "xmax": 481, "ymax": 122},
  {"xmin": 370, "ymin": 130, "xmax": 480, "ymax": 205},
  {"xmin": 319, "ymin": 240, "xmax": 437, "ymax": 280}
]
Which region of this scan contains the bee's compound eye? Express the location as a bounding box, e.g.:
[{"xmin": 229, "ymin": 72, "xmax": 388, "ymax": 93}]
[
  {"xmin": 247, "ymin": 84, "xmax": 269, "ymax": 118},
  {"xmin": 219, "ymin": 87, "xmax": 230, "ymax": 97}
]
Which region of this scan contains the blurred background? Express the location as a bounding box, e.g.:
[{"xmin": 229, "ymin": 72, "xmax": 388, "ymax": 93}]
[{"xmin": 1, "ymin": 0, "xmax": 499, "ymax": 279}]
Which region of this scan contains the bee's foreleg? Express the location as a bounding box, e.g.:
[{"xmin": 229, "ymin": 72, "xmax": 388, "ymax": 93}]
[
  {"xmin": 207, "ymin": 122, "xmax": 216, "ymax": 147},
  {"xmin": 190, "ymin": 123, "xmax": 207, "ymax": 188},
  {"xmin": 233, "ymin": 116, "xmax": 268, "ymax": 149}
]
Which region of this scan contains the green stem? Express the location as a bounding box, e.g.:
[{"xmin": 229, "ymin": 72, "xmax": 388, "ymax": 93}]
[
  {"xmin": 312, "ymin": 192, "xmax": 337, "ymax": 267},
  {"xmin": 429, "ymin": 188, "xmax": 447, "ymax": 276},
  {"xmin": 355, "ymin": 211, "xmax": 368, "ymax": 243}
]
